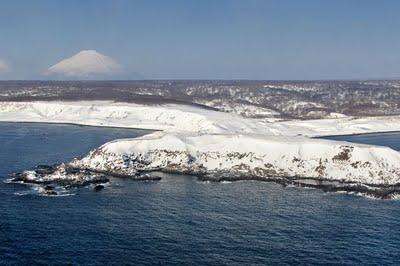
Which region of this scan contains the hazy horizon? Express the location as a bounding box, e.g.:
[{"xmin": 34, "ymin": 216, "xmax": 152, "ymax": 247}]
[{"xmin": 1, "ymin": 0, "xmax": 400, "ymax": 80}]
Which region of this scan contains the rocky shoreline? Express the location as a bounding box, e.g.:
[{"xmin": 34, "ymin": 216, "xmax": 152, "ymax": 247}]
[
  {"xmin": 10, "ymin": 160, "xmax": 400, "ymax": 199},
  {"xmin": 10, "ymin": 163, "xmax": 161, "ymax": 196},
  {"xmin": 197, "ymin": 175, "xmax": 400, "ymax": 199}
]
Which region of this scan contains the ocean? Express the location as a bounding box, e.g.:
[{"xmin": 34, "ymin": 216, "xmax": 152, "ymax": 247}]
[{"xmin": 1, "ymin": 122, "xmax": 399, "ymax": 265}]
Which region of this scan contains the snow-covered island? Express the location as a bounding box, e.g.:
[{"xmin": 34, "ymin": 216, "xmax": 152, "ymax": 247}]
[{"xmin": 2, "ymin": 99, "xmax": 400, "ymax": 198}]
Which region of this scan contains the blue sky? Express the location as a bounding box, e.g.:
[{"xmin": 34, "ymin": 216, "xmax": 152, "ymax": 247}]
[{"xmin": 1, "ymin": 0, "xmax": 400, "ymax": 80}]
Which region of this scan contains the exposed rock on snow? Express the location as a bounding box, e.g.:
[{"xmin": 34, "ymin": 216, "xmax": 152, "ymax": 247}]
[
  {"xmin": 2, "ymin": 80, "xmax": 400, "ymax": 118},
  {"xmin": 192, "ymin": 99, "xmax": 280, "ymax": 118},
  {"xmin": 71, "ymin": 132, "xmax": 400, "ymax": 186}
]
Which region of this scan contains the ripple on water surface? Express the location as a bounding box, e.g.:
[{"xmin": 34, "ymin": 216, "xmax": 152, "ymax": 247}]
[{"xmin": 1, "ymin": 123, "xmax": 400, "ymax": 265}]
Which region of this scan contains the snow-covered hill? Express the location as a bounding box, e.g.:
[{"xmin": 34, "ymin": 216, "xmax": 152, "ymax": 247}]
[
  {"xmin": 18, "ymin": 131, "xmax": 400, "ymax": 198},
  {"xmin": 0, "ymin": 101, "xmax": 269, "ymax": 134},
  {"xmin": 73, "ymin": 131, "xmax": 400, "ymax": 185},
  {"xmin": 1, "ymin": 101, "xmax": 400, "ymax": 136},
  {"xmin": 3, "ymin": 100, "xmax": 400, "ymax": 198}
]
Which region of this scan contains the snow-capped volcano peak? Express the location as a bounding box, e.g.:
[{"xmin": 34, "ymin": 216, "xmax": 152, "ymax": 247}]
[
  {"xmin": 0, "ymin": 59, "xmax": 10, "ymax": 73},
  {"xmin": 46, "ymin": 50, "xmax": 123, "ymax": 78}
]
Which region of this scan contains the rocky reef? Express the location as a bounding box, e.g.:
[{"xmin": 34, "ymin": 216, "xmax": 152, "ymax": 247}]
[{"xmin": 10, "ymin": 163, "xmax": 160, "ymax": 196}]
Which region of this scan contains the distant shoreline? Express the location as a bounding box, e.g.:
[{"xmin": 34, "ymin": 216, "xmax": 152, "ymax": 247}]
[
  {"xmin": 314, "ymin": 131, "xmax": 400, "ymax": 138},
  {"xmin": 1, "ymin": 120, "xmax": 400, "ymax": 139},
  {"xmin": 0, "ymin": 120, "xmax": 157, "ymax": 132}
]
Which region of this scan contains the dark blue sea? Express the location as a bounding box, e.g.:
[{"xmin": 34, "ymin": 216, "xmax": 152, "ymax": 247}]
[{"xmin": 1, "ymin": 123, "xmax": 400, "ymax": 265}]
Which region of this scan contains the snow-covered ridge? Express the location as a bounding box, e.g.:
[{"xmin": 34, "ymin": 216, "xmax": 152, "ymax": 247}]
[
  {"xmin": 72, "ymin": 131, "xmax": 400, "ymax": 185},
  {"xmin": 0, "ymin": 101, "xmax": 228, "ymax": 133},
  {"xmin": 1, "ymin": 101, "xmax": 400, "ymax": 136}
]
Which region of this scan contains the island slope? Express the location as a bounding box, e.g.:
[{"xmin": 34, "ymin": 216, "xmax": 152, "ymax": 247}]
[{"xmin": 3, "ymin": 101, "xmax": 400, "ymax": 198}]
